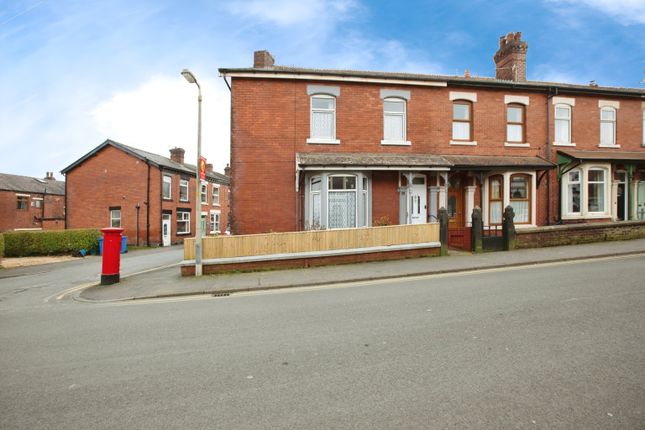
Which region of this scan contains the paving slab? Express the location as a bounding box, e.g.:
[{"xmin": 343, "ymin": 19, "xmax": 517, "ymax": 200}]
[{"xmin": 78, "ymin": 238, "xmax": 645, "ymax": 302}]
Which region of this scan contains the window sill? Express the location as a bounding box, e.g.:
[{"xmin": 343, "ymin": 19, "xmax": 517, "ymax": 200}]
[
  {"xmin": 504, "ymin": 142, "xmax": 530, "ymax": 147},
  {"xmin": 176, "ymin": 232, "xmax": 191, "ymax": 236},
  {"xmin": 553, "ymin": 142, "xmax": 576, "ymax": 147},
  {"xmin": 163, "ymin": 198, "xmax": 173, "ymax": 201},
  {"xmin": 450, "ymin": 140, "xmax": 477, "ymax": 146},
  {"xmin": 598, "ymin": 144, "xmax": 620, "ymax": 148},
  {"xmin": 381, "ymin": 140, "xmax": 411, "ymax": 146},
  {"xmin": 307, "ymin": 138, "xmax": 340, "ymax": 145},
  {"xmin": 179, "ymin": 199, "xmax": 189, "ymax": 203},
  {"xmin": 561, "ymin": 213, "xmax": 610, "ymax": 220}
]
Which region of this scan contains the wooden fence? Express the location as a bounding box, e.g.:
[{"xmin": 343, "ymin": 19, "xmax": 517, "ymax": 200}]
[{"xmin": 184, "ymin": 223, "xmax": 440, "ymax": 260}]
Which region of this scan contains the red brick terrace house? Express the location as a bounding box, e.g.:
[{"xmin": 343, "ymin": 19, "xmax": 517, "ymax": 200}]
[
  {"xmin": 219, "ymin": 33, "xmax": 645, "ymax": 246},
  {"xmin": 0, "ymin": 172, "xmax": 65, "ymax": 232},
  {"xmin": 61, "ymin": 139, "xmax": 230, "ymax": 246}
]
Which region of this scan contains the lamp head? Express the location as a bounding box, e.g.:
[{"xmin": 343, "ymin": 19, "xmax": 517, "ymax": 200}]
[{"xmin": 181, "ymin": 69, "xmax": 196, "ymax": 84}]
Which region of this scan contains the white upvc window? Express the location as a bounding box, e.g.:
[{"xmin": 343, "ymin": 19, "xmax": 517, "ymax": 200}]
[
  {"xmin": 179, "ymin": 179, "xmax": 189, "ymax": 202},
  {"xmin": 328, "ymin": 175, "xmax": 357, "ymax": 229},
  {"xmin": 561, "ymin": 164, "xmax": 610, "ymax": 219},
  {"xmin": 177, "ymin": 211, "xmax": 190, "ymax": 234},
  {"xmin": 163, "ymin": 175, "xmax": 172, "ymax": 199},
  {"xmin": 305, "ymin": 172, "xmax": 371, "ymax": 230},
  {"xmin": 31, "ymin": 197, "xmax": 43, "ymax": 208},
  {"xmin": 212, "ymin": 185, "xmax": 220, "ymax": 206},
  {"xmin": 600, "ymin": 107, "xmax": 617, "ymax": 147},
  {"xmin": 210, "ymin": 210, "xmax": 220, "ymax": 234},
  {"xmin": 382, "ymin": 97, "xmax": 407, "ymax": 144},
  {"xmin": 308, "ymin": 94, "xmax": 337, "ymax": 143},
  {"xmin": 200, "ymin": 182, "xmax": 208, "ymax": 204},
  {"xmin": 310, "ymin": 176, "xmax": 322, "ymax": 229},
  {"xmin": 554, "ymin": 104, "xmax": 572, "ymax": 145},
  {"xmin": 110, "ymin": 208, "xmax": 121, "ymax": 228},
  {"xmin": 451, "ymin": 100, "xmax": 474, "ymax": 143}
]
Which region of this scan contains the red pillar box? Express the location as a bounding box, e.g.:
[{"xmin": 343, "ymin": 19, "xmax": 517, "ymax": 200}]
[{"xmin": 101, "ymin": 227, "xmax": 124, "ymax": 285}]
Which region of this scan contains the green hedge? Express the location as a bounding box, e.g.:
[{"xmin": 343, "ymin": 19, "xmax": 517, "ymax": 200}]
[
  {"xmin": 3, "ymin": 229, "xmax": 101, "ymax": 257},
  {"xmin": 0, "ymin": 233, "xmax": 4, "ymax": 260}
]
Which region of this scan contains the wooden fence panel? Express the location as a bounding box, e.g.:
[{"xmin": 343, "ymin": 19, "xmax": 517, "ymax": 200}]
[{"xmin": 184, "ymin": 223, "xmax": 440, "ymax": 260}]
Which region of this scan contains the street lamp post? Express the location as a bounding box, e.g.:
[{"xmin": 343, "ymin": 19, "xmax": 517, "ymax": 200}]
[{"xmin": 181, "ymin": 68, "xmax": 203, "ymax": 276}]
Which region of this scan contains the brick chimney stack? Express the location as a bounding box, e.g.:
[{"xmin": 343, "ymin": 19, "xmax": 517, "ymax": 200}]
[
  {"xmin": 206, "ymin": 163, "xmax": 213, "ymax": 173},
  {"xmin": 494, "ymin": 32, "xmax": 528, "ymax": 82},
  {"xmin": 224, "ymin": 163, "xmax": 231, "ymax": 177},
  {"xmin": 254, "ymin": 50, "xmax": 275, "ymax": 69},
  {"xmin": 44, "ymin": 172, "xmax": 55, "ymax": 180},
  {"xmin": 169, "ymin": 147, "xmax": 185, "ymax": 164}
]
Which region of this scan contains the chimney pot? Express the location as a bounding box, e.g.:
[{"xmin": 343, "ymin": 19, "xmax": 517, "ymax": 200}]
[
  {"xmin": 254, "ymin": 50, "xmax": 275, "ymax": 69},
  {"xmin": 169, "ymin": 147, "xmax": 185, "ymax": 164},
  {"xmin": 224, "ymin": 163, "xmax": 231, "ymax": 177}
]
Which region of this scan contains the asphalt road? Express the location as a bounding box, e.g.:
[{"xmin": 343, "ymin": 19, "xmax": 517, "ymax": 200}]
[{"xmin": 1, "ymin": 254, "xmax": 644, "ymax": 429}]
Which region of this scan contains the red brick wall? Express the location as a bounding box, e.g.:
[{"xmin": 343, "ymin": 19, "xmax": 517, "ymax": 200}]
[
  {"xmin": 66, "ymin": 145, "xmax": 230, "ymax": 246},
  {"xmin": 230, "ymin": 77, "xmax": 644, "ymax": 234},
  {"xmin": 0, "ymin": 190, "xmax": 65, "ymax": 232}
]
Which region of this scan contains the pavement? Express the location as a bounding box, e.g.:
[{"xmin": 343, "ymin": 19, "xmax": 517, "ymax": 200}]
[{"xmin": 77, "ymin": 238, "xmax": 645, "ymax": 303}]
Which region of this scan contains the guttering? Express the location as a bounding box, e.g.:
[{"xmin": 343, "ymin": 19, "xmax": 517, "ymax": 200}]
[
  {"xmin": 220, "ymin": 71, "xmax": 448, "ymax": 88},
  {"xmin": 297, "ymin": 166, "xmax": 451, "ymax": 171}
]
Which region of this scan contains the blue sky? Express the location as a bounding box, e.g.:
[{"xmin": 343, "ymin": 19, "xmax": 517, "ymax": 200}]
[{"xmin": 1, "ymin": 0, "xmax": 644, "ymax": 178}]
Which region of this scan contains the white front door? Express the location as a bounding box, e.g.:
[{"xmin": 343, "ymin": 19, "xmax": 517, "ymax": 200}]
[
  {"xmin": 162, "ymin": 214, "xmax": 171, "ymax": 246},
  {"xmin": 410, "ymin": 175, "xmax": 427, "ymax": 224}
]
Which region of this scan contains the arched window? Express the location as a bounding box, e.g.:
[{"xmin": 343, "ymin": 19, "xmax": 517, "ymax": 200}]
[
  {"xmin": 489, "ymin": 175, "xmax": 504, "ymax": 224},
  {"xmin": 383, "ymin": 97, "xmax": 406, "ymax": 142},
  {"xmin": 509, "ymin": 174, "xmax": 531, "ymax": 223},
  {"xmin": 506, "ymin": 103, "xmax": 525, "ymax": 143},
  {"xmin": 310, "ymin": 94, "xmax": 336, "ymax": 140},
  {"xmin": 600, "ymin": 107, "xmax": 616, "ymax": 146},
  {"xmin": 555, "ymin": 104, "xmax": 572, "ymax": 145},
  {"xmin": 567, "ymin": 169, "xmax": 581, "ymax": 214},
  {"xmin": 452, "ymin": 101, "xmax": 472, "ymax": 141}
]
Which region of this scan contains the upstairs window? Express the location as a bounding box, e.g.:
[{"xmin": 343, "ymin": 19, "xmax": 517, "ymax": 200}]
[
  {"xmin": 383, "ymin": 98, "xmax": 406, "ymax": 143},
  {"xmin": 600, "ymin": 107, "xmax": 616, "ymax": 146},
  {"xmin": 179, "ymin": 179, "xmax": 189, "ymax": 202},
  {"xmin": 452, "ymin": 101, "xmax": 472, "ymax": 141},
  {"xmin": 506, "ymin": 104, "xmax": 525, "ymax": 143},
  {"xmin": 310, "ymin": 94, "xmax": 336, "ymax": 140},
  {"xmin": 163, "ymin": 175, "xmax": 172, "ymax": 199},
  {"xmin": 17, "ymin": 195, "xmax": 29, "ymax": 210},
  {"xmin": 31, "ymin": 198, "xmax": 43, "ymax": 208},
  {"xmin": 200, "ymin": 183, "xmax": 208, "ymax": 204},
  {"xmin": 212, "ymin": 185, "xmax": 220, "ymax": 206},
  {"xmin": 554, "ymin": 104, "xmax": 572, "ymax": 144}
]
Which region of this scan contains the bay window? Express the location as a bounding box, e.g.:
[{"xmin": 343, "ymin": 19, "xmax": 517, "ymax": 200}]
[
  {"xmin": 587, "ymin": 169, "xmax": 605, "ymax": 212},
  {"xmin": 305, "ymin": 172, "xmax": 370, "ymax": 230},
  {"xmin": 567, "ymin": 170, "xmax": 581, "ymax": 214},
  {"xmin": 561, "ymin": 164, "xmax": 610, "ymax": 219},
  {"xmin": 509, "ymin": 174, "xmax": 531, "ymax": 223}
]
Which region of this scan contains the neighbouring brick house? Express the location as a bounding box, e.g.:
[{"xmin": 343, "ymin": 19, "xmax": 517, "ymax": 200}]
[
  {"xmin": 0, "ymin": 172, "xmax": 66, "ymax": 232},
  {"xmin": 219, "ymin": 33, "xmax": 645, "ymax": 248},
  {"xmin": 61, "ymin": 139, "xmax": 230, "ymax": 246}
]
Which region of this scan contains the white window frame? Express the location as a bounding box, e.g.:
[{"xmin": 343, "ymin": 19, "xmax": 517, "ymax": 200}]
[
  {"xmin": 200, "ymin": 182, "xmax": 208, "ymax": 205},
  {"xmin": 309, "ymin": 176, "xmax": 322, "ymax": 229},
  {"xmin": 307, "ymin": 94, "xmax": 339, "ymax": 145},
  {"xmin": 176, "ymin": 211, "xmax": 191, "ymax": 235},
  {"xmin": 210, "ymin": 210, "xmax": 221, "ymax": 234},
  {"xmin": 450, "ymin": 100, "xmax": 477, "ymax": 146},
  {"xmin": 482, "ymin": 171, "xmax": 537, "ymax": 228},
  {"xmin": 599, "ymin": 106, "xmax": 618, "ymax": 148},
  {"xmin": 179, "ymin": 179, "xmax": 189, "ymax": 202},
  {"xmin": 554, "ymin": 104, "xmax": 574, "ymax": 146},
  {"xmin": 564, "ymin": 169, "xmax": 582, "ymax": 216},
  {"xmin": 163, "ymin": 175, "xmax": 172, "ymax": 200},
  {"xmin": 31, "ymin": 197, "xmax": 43, "ymax": 208},
  {"xmin": 381, "ymin": 97, "xmax": 410, "ymax": 146},
  {"xmin": 16, "ymin": 194, "xmax": 29, "ymax": 210},
  {"xmin": 212, "ymin": 184, "xmax": 220, "ymax": 206},
  {"xmin": 304, "ymin": 172, "xmax": 371, "ymax": 230},
  {"xmin": 561, "ymin": 164, "xmax": 611, "ymax": 220},
  {"xmin": 110, "ymin": 208, "xmax": 121, "ymax": 228}
]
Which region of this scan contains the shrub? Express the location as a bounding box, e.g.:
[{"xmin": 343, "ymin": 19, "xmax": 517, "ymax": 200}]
[
  {"xmin": 3, "ymin": 229, "xmax": 101, "ymax": 257},
  {"xmin": 0, "ymin": 233, "xmax": 4, "ymax": 260}
]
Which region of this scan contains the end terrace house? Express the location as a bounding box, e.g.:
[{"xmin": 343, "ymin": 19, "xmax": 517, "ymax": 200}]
[
  {"xmin": 220, "ymin": 33, "xmax": 645, "ymax": 243},
  {"xmin": 62, "ymin": 139, "xmax": 230, "ymax": 246},
  {"xmin": 0, "ymin": 172, "xmax": 65, "ymax": 232}
]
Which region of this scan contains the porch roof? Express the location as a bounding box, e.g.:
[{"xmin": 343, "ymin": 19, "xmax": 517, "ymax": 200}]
[
  {"xmin": 557, "ymin": 149, "xmax": 645, "ymax": 163},
  {"xmin": 296, "ymin": 152, "xmax": 451, "ymax": 171},
  {"xmin": 442, "ymin": 155, "xmax": 555, "ymax": 170}
]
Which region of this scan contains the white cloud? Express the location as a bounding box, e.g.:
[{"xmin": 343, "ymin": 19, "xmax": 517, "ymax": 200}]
[
  {"xmin": 92, "ymin": 75, "xmax": 231, "ymax": 173},
  {"xmin": 226, "ymin": 0, "xmax": 358, "ymax": 26},
  {"xmin": 545, "ymin": 0, "xmax": 645, "ymax": 25}
]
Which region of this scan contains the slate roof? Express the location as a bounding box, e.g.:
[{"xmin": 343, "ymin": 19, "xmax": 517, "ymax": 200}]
[
  {"xmin": 557, "ymin": 149, "xmax": 645, "ymax": 162},
  {"xmin": 296, "ymin": 152, "xmax": 555, "ymax": 170},
  {"xmin": 219, "ymin": 65, "xmax": 645, "ymax": 98},
  {"xmin": 61, "ymin": 139, "xmax": 230, "ymax": 185},
  {"xmin": 0, "ymin": 173, "xmax": 65, "ymax": 195}
]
